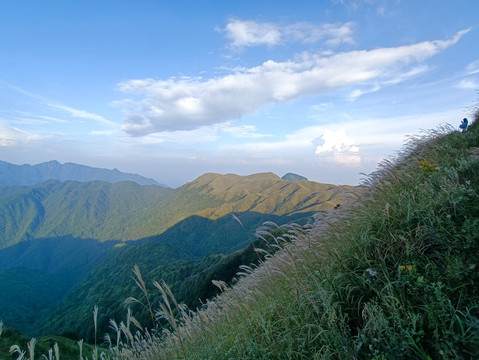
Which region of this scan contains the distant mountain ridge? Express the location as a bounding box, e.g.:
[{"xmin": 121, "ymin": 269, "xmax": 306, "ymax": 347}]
[
  {"xmin": 0, "ymin": 160, "xmax": 162, "ymax": 186},
  {"xmin": 0, "ymin": 173, "xmax": 352, "ymax": 249}
]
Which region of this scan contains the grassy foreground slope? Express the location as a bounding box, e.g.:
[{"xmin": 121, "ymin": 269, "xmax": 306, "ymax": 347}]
[{"xmin": 114, "ymin": 117, "xmax": 479, "ymax": 359}]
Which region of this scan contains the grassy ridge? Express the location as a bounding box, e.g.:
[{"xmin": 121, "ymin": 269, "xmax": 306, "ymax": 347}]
[{"xmin": 104, "ymin": 116, "xmax": 478, "ymax": 359}]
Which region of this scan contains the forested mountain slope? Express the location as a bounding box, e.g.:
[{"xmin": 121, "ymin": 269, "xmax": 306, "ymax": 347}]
[{"xmin": 0, "ymin": 173, "xmax": 352, "ymax": 249}]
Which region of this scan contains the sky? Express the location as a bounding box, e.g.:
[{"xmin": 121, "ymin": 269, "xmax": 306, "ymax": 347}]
[{"xmin": 0, "ymin": 0, "xmax": 478, "ymax": 187}]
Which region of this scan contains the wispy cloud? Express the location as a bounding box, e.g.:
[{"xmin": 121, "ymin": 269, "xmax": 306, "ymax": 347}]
[
  {"xmin": 0, "ymin": 111, "xmax": 56, "ymax": 147},
  {"xmin": 333, "ymin": 0, "xmax": 391, "ymax": 14},
  {"xmin": 466, "ymin": 60, "xmax": 479, "ymax": 74},
  {"xmin": 9, "ymin": 111, "xmax": 69, "ymax": 125},
  {"xmin": 132, "ymin": 126, "xmax": 220, "ymax": 145},
  {"xmin": 5, "ymin": 127, "xmax": 51, "ymax": 146},
  {"xmin": 284, "ymin": 21, "xmax": 355, "ymax": 47},
  {"xmin": 90, "ymin": 130, "xmax": 117, "ymax": 136},
  {"xmin": 455, "ymin": 78, "xmax": 478, "ymax": 90},
  {"xmin": 349, "ymin": 84, "xmax": 382, "ymax": 101},
  {"xmin": 0, "ymin": 80, "xmax": 114, "ymax": 126},
  {"xmin": 221, "ymin": 124, "xmax": 271, "ymax": 138},
  {"xmin": 223, "ymin": 19, "xmax": 282, "ymax": 48},
  {"xmin": 46, "ymin": 103, "xmax": 115, "ymax": 126},
  {"xmin": 120, "ymin": 121, "xmax": 270, "ymax": 146},
  {"xmin": 115, "ymin": 29, "xmax": 469, "ymax": 137},
  {"xmin": 221, "ymin": 19, "xmax": 355, "ymax": 49}
]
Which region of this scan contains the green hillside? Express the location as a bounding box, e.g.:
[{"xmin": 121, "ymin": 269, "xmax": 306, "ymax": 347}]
[
  {"xmin": 0, "ymin": 174, "xmax": 351, "ymax": 249},
  {"xmin": 0, "ymin": 236, "xmax": 119, "ymax": 336},
  {"xmin": 0, "ymin": 180, "xmax": 173, "ymax": 248},
  {"xmin": 0, "ymin": 268, "xmax": 70, "ymax": 330},
  {"xmin": 0, "ymin": 172, "xmax": 341, "ymax": 344},
  {"xmin": 60, "ymin": 114, "xmax": 476, "ymax": 359},
  {"xmin": 13, "ymin": 211, "xmax": 310, "ymax": 341}
]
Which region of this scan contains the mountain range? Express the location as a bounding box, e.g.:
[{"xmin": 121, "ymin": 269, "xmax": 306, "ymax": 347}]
[
  {"xmin": 0, "ymin": 160, "xmax": 162, "ymax": 186},
  {"xmin": 0, "ymin": 160, "xmax": 353, "ymax": 343},
  {"xmin": 0, "ymin": 171, "xmax": 350, "ymax": 250}
]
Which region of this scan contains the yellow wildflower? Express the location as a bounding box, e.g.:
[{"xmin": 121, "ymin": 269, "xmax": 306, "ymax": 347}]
[{"xmin": 419, "ymin": 160, "xmax": 437, "ymax": 175}]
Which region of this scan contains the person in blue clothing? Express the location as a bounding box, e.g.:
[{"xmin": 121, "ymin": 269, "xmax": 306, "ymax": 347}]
[{"xmin": 459, "ymin": 118, "xmax": 468, "ymax": 132}]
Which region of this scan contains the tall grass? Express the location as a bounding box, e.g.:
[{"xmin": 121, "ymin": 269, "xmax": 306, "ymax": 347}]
[
  {"xmin": 4, "ymin": 111, "xmax": 479, "ymax": 359},
  {"xmin": 119, "ymin": 116, "xmax": 478, "ymax": 359}
]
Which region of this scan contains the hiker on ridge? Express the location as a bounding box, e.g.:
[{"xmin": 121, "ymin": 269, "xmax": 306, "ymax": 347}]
[{"xmin": 459, "ymin": 118, "xmax": 468, "ymax": 132}]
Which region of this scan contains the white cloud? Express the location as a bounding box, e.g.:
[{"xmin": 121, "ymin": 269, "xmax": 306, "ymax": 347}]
[
  {"xmin": 283, "ymin": 21, "xmax": 355, "ymax": 46},
  {"xmin": 46, "ymin": 103, "xmax": 115, "ymax": 126},
  {"xmin": 315, "ymin": 128, "xmax": 361, "ymax": 165},
  {"xmin": 115, "ymin": 29, "xmax": 469, "ymax": 137},
  {"xmin": 315, "ymin": 128, "xmax": 359, "ymax": 153},
  {"xmin": 349, "ymin": 84, "xmax": 381, "ymax": 100},
  {"xmin": 222, "ymin": 19, "xmax": 355, "ymax": 49},
  {"xmin": 224, "ymin": 19, "xmax": 281, "ymax": 48}
]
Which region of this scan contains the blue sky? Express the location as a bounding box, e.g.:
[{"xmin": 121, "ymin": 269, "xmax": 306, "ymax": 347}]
[{"xmin": 0, "ymin": 0, "xmax": 478, "ymax": 187}]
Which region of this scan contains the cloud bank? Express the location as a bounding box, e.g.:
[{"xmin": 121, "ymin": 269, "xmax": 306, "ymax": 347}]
[
  {"xmin": 315, "ymin": 128, "xmax": 360, "ymax": 165},
  {"xmin": 115, "ymin": 28, "xmax": 469, "ymax": 137}
]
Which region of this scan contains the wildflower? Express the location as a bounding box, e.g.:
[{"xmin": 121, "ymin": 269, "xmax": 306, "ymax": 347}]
[
  {"xmin": 399, "ymin": 265, "xmax": 414, "ymax": 271},
  {"xmin": 419, "ymin": 160, "xmax": 437, "ymax": 175}
]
